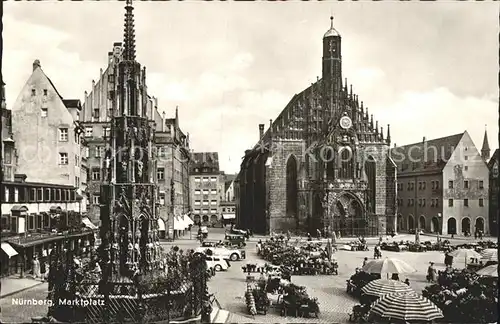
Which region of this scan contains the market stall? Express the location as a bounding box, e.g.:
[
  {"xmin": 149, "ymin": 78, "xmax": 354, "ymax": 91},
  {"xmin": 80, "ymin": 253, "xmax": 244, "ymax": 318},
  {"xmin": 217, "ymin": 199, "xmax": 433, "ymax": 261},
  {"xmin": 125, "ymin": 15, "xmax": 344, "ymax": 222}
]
[{"xmin": 258, "ymin": 239, "xmax": 338, "ymax": 275}]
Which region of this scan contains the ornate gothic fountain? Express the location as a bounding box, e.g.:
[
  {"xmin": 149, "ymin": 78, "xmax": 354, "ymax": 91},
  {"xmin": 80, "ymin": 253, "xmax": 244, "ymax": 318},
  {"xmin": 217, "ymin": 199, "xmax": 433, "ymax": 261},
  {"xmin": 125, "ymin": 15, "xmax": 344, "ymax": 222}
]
[{"xmin": 44, "ymin": 1, "xmax": 207, "ymax": 323}]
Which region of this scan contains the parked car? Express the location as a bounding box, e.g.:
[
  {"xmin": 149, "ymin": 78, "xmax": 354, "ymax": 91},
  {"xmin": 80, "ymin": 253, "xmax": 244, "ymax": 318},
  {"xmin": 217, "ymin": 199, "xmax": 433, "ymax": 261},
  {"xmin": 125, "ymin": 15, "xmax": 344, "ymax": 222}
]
[
  {"xmin": 224, "ymin": 234, "xmax": 246, "ymax": 248},
  {"xmin": 201, "ymin": 241, "xmax": 224, "ymax": 248},
  {"xmin": 380, "ymin": 242, "xmax": 401, "ymax": 252},
  {"xmin": 206, "ymin": 255, "xmax": 231, "ymax": 272},
  {"xmin": 195, "ymin": 246, "xmax": 246, "ymax": 261},
  {"xmin": 229, "ymin": 228, "xmax": 250, "ymax": 239}
]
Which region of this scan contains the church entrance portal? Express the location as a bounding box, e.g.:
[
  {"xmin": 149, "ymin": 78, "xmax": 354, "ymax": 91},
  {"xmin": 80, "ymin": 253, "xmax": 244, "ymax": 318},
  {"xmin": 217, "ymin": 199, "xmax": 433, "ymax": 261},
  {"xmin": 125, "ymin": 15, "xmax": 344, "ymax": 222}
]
[{"xmin": 329, "ymin": 194, "xmax": 369, "ymax": 237}]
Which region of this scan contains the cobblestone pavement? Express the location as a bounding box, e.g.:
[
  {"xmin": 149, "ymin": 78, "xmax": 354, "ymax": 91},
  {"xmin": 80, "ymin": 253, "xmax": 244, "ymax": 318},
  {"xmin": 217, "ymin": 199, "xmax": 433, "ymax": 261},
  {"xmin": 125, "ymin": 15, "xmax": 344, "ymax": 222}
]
[
  {"xmin": 210, "ymin": 241, "xmax": 452, "ymax": 323},
  {"xmin": 0, "ymin": 283, "xmax": 49, "ymax": 323},
  {"xmin": 0, "ymin": 276, "xmax": 45, "ymax": 298},
  {"xmin": 1, "ymin": 231, "xmax": 482, "ymax": 323}
]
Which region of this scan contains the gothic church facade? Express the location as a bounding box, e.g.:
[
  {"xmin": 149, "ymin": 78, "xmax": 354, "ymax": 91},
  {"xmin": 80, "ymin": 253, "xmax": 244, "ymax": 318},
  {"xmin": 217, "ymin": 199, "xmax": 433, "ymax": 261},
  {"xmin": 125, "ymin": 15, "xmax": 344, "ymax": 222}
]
[{"xmin": 238, "ymin": 18, "xmax": 397, "ymax": 236}]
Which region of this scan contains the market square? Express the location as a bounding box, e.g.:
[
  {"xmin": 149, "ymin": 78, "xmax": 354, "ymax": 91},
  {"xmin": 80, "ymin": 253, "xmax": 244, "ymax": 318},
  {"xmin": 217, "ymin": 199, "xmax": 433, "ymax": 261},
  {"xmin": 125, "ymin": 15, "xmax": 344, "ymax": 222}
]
[{"xmin": 1, "ymin": 0, "xmax": 498, "ymax": 323}]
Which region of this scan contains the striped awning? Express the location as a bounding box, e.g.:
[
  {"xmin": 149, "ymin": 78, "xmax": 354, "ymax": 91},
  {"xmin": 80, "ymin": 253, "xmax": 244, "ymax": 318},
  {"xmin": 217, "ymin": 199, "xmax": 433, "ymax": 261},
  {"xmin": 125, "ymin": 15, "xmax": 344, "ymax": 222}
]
[
  {"xmin": 183, "ymin": 214, "xmax": 194, "ymax": 226},
  {"xmin": 157, "ymin": 218, "xmax": 166, "ymax": 231},
  {"xmin": 1, "ymin": 242, "xmax": 18, "ymax": 258},
  {"xmin": 361, "ymin": 279, "xmax": 414, "ymax": 297},
  {"xmin": 370, "ymin": 291, "xmax": 443, "ymax": 321},
  {"xmin": 173, "ymin": 216, "xmax": 184, "ymax": 231}
]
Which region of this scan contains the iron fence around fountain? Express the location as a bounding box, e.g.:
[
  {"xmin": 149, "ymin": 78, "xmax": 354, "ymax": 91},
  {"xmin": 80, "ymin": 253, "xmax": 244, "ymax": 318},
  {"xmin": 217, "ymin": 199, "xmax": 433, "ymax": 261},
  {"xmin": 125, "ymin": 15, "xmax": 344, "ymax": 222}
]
[{"xmin": 47, "ymin": 254, "xmax": 208, "ymax": 323}]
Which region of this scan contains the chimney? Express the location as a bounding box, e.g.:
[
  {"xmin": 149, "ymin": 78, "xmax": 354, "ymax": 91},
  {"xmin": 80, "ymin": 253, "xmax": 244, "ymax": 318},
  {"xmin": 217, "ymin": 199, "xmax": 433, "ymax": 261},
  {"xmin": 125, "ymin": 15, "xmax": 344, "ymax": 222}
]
[
  {"xmin": 14, "ymin": 174, "xmax": 27, "ymax": 183},
  {"xmin": 259, "ymin": 124, "xmax": 265, "ymax": 139},
  {"xmin": 33, "ymin": 59, "xmax": 41, "ymax": 72},
  {"xmin": 161, "ymin": 111, "xmax": 166, "ymax": 131},
  {"xmin": 423, "ymin": 137, "xmax": 426, "ymax": 143},
  {"xmin": 108, "ymin": 51, "xmax": 113, "ymax": 63}
]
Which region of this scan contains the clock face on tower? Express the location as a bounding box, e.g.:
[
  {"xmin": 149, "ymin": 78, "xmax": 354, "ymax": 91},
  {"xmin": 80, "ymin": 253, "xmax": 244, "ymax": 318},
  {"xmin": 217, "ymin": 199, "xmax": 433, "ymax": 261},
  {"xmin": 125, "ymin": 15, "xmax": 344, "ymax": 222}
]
[{"xmin": 340, "ymin": 116, "xmax": 352, "ymax": 129}]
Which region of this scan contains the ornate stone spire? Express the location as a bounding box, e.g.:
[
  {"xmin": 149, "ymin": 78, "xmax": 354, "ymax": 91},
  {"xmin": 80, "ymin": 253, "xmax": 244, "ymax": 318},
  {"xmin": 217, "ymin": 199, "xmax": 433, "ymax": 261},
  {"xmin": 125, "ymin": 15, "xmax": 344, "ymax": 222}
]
[
  {"xmin": 481, "ymin": 125, "xmax": 490, "ymax": 161},
  {"xmin": 123, "ymin": 0, "xmax": 136, "ymax": 61}
]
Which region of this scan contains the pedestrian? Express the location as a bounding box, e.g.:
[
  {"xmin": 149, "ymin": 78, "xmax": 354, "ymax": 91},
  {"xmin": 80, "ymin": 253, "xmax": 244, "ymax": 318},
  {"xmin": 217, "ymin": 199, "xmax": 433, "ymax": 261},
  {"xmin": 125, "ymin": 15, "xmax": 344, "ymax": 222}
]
[
  {"xmin": 41, "ymin": 262, "xmax": 49, "ymax": 282},
  {"xmin": 316, "ymin": 228, "xmax": 321, "ymax": 239},
  {"xmin": 32, "ymin": 256, "xmax": 41, "ymax": 279},
  {"xmin": 474, "ymin": 231, "xmax": 477, "ymax": 240},
  {"xmin": 479, "ymin": 230, "xmax": 483, "ymax": 240},
  {"xmin": 427, "ymin": 262, "xmax": 436, "ymax": 282},
  {"xmin": 362, "ymin": 257, "xmax": 368, "ymax": 267}
]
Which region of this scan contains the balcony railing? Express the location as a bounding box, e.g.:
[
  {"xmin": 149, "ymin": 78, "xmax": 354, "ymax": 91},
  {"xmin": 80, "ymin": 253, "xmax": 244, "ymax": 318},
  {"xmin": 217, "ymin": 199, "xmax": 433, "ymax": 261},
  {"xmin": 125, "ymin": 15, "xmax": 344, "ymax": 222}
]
[{"xmin": 4, "ymin": 227, "xmax": 94, "ymax": 246}]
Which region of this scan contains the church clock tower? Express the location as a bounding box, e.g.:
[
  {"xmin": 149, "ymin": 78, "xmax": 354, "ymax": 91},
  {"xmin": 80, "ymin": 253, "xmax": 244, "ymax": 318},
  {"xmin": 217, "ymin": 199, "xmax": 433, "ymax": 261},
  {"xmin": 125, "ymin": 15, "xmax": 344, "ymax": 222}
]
[
  {"xmin": 322, "ymin": 16, "xmax": 342, "ymax": 81},
  {"xmin": 322, "ymin": 16, "xmax": 342, "ymax": 130}
]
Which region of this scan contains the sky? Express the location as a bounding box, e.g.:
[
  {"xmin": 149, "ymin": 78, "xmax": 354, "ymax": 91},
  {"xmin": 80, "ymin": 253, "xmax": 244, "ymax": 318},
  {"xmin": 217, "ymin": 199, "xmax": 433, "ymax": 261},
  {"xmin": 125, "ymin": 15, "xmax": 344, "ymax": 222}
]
[{"xmin": 3, "ymin": 1, "xmax": 498, "ymax": 174}]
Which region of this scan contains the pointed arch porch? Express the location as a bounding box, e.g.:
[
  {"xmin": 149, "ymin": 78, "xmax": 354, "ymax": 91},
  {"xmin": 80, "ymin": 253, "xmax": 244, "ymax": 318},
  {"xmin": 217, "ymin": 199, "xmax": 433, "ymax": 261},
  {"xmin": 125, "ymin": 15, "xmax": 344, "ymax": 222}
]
[{"xmin": 327, "ymin": 191, "xmax": 369, "ymax": 237}]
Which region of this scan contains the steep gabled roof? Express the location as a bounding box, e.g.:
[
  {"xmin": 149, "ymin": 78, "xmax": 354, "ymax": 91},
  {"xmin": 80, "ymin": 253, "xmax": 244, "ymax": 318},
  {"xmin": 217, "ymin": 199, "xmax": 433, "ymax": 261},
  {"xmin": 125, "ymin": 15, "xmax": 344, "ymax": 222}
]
[
  {"xmin": 46, "ymin": 76, "xmax": 63, "ymax": 100},
  {"xmin": 488, "ymin": 149, "xmax": 499, "ymax": 169},
  {"xmin": 391, "ymin": 132, "xmax": 464, "ymax": 174},
  {"xmin": 190, "ymin": 152, "xmax": 220, "ymax": 173}
]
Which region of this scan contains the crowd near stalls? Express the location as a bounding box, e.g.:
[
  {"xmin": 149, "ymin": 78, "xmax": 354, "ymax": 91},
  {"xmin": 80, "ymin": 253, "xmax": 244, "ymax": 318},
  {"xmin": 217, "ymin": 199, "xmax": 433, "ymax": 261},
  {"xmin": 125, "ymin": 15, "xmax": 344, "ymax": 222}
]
[
  {"xmin": 242, "ymin": 261, "xmax": 320, "ymax": 318},
  {"xmin": 346, "ymin": 240, "xmax": 499, "ymax": 323},
  {"xmin": 379, "ymin": 240, "xmax": 450, "ymax": 253},
  {"xmin": 256, "ymin": 235, "xmax": 338, "ymax": 276}
]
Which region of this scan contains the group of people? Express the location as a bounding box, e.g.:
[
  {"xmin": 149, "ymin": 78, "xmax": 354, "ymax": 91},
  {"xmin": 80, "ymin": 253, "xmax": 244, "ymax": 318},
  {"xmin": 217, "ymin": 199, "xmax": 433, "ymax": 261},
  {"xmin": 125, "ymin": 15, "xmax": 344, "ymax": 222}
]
[
  {"xmin": 373, "ymin": 245, "xmax": 382, "ymax": 259},
  {"xmin": 31, "ymin": 255, "xmax": 49, "ymax": 281}
]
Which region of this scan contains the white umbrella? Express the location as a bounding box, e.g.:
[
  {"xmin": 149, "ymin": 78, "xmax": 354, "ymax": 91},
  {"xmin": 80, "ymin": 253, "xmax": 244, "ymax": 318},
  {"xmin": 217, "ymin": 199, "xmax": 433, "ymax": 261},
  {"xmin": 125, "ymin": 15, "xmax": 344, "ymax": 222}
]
[
  {"xmin": 480, "ymin": 249, "xmax": 498, "ymax": 263},
  {"xmin": 370, "ymin": 291, "xmax": 443, "ymax": 322},
  {"xmin": 362, "ymin": 257, "xmax": 417, "ymax": 274},
  {"xmin": 476, "ymin": 264, "xmax": 498, "ymax": 277},
  {"xmin": 449, "ymin": 248, "xmax": 481, "ymax": 265},
  {"xmin": 361, "ymin": 279, "xmax": 414, "ymax": 297}
]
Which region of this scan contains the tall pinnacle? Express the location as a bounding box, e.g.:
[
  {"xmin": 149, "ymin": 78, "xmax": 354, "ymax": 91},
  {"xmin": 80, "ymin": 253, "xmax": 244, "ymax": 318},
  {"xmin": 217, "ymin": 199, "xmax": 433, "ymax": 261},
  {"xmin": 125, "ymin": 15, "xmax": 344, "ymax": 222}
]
[
  {"xmin": 123, "ymin": 0, "xmax": 136, "ymax": 61},
  {"xmin": 481, "ymin": 124, "xmax": 490, "ymax": 161}
]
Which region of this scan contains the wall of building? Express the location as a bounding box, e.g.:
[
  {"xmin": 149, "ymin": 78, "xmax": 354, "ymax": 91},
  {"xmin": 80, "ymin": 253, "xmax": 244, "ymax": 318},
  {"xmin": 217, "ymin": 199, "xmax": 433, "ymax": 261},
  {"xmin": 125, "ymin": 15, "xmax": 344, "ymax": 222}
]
[
  {"xmin": 189, "ymin": 173, "xmax": 223, "ymax": 224},
  {"xmin": 396, "ymin": 172, "xmax": 443, "ymax": 232},
  {"xmin": 267, "ymin": 140, "xmax": 306, "ymax": 233},
  {"xmin": 11, "ymin": 62, "xmax": 82, "ymax": 188},
  {"xmin": 442, "ymin": 133, "xmax": 489, "ymax": 234},
  {"xmin": 488, "ymin": 152, "xmax": 498, "ymax": 236},
  {"xmin": 225, "ymin": 181, "xmax": 235, "ymax": 202},
  {"xmin": 1, "ymin": 108, "xmax": 16, "ymax": 182}
]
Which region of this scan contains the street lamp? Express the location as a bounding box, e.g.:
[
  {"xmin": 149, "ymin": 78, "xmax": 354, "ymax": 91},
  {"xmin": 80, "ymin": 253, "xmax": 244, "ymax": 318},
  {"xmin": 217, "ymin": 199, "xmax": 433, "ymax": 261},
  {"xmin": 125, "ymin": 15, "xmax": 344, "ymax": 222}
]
[{"xmin": 437, "ymin": 213, "xmax": 442, "ymax": 242}]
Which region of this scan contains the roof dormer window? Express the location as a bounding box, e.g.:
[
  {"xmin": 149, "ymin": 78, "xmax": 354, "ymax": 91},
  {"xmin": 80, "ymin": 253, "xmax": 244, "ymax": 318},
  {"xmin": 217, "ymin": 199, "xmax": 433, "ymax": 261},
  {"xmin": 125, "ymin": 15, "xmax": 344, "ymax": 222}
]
[
  {"xmin": 31, "ymin": 89, "xmax": 36, "ymax": 96},
  {"xmin": 43, "ymin": 89, "xmax": 48, "ymax": 96}
]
